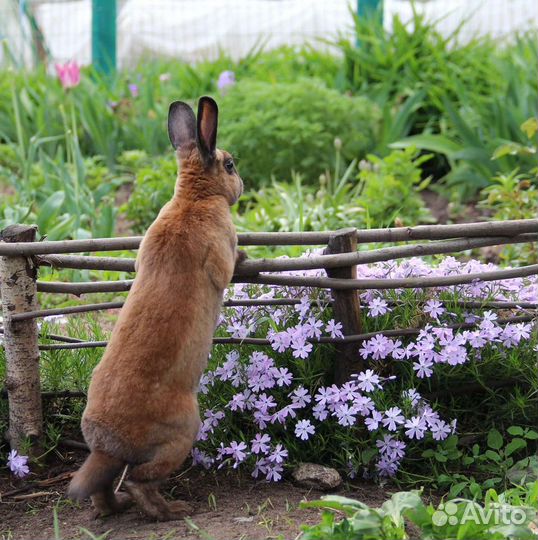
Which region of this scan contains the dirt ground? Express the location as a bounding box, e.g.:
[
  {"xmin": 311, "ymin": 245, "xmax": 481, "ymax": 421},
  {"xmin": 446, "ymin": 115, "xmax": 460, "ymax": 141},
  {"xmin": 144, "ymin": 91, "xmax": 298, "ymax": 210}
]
[{"xmin": 0, "ymin": 451, "xmax": 397, "ymax": 540}]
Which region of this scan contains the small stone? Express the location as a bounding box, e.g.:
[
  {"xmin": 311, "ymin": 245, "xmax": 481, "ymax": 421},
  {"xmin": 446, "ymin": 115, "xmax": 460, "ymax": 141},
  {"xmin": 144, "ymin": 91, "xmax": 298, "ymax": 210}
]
[{"xmin": 292, "ymin": 462, "xmax": 342, "ymax": 491}]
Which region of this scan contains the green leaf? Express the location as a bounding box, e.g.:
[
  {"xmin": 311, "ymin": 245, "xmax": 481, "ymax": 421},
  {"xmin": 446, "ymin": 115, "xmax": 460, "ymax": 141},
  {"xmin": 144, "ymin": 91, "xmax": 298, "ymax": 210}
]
[
  {"xmin": 521, "ymin": 117, "xmax": 538, "ymax": 138},
  {"xmin": 487, "ymin": 428, "xmax": 503, "ymax": 450},
  {"xmin": 449, "ymin": 481, "xmax": 469, "ymax": 498},
  {"xmin": 485, "ymin": 450, "xmax": 502, "ymax": 462},
  {"xmin": 507, "ymin": 426, "xmax": 524, "ymax": 436},
  {"xmin": 390, "ymin": 134, "xmax": 462, "ymax": 157},
  {"xmin": 380, "ymin": 491, "xmax": 424, "ymax": 525},
  {"xmin": 524, "ymin": 430, "xmax": 538, "ymax": 440},
  {"xmin": 505, "ymin": 438, "xmax": 527, "ymax": 457},
  {"xmin": 36, "ymin": 190, "xmax": 65, "ymax": 233},
  {"xmin": 469, "ymin": 482, "xmax": 482, "ymax": 499},
  {"xmin": 492, "ymin": 142, "xmax": 535, "ymax": 160}
]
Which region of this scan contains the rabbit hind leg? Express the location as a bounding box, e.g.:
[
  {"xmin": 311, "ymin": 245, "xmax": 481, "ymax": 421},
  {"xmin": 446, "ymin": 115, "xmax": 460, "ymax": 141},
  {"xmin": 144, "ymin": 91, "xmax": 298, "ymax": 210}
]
[
  {"xmin": 124, "ymin": 437, "xmax": 194, "ymax": 521},
  {"xmin": 91, "ymin": 484, "xmax": 133, "ymax": 517}
]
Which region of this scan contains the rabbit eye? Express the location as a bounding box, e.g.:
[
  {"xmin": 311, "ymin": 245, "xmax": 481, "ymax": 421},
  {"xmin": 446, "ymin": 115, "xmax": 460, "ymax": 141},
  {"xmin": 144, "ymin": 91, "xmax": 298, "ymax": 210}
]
[{"xmin": 224, "ymin": 158, "xmax": 234, "ymax": 174}]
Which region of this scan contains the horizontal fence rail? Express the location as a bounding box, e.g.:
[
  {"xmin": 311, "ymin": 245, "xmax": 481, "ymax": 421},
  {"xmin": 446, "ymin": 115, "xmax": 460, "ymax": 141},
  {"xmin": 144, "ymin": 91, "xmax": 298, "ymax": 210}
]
[
  {"xmin": 35, "ymin": 233, "xmax": 538, "ymax": 274},
  {"xmin": 0, "ymin": 219, "xmax": 536, "ymax": 255},
  {"xmin": 32, "ymin": 263, "xmax": 538, "ymax": 296},
  {"xmin": 6, "ymin": 299, "xmax": 537, "ymax": 323},
  {"xmin": 36, "ymin": 315, "xmax": 534, "ymax": 351}
]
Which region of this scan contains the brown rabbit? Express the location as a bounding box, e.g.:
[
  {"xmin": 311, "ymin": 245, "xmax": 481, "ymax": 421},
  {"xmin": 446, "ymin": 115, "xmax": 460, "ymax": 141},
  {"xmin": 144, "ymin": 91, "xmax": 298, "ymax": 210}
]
[{"xmin": 68, "ymin": 97, "xmax": 243, "ymax": 521}]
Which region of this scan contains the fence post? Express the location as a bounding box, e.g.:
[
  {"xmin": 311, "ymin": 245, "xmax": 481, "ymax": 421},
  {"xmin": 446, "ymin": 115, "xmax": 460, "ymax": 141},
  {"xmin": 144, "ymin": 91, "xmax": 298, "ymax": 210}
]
[
  {"xmin": 92, "ymin": 0, "xmax": 117, "ymax": 74},
  {"xmin": 0, "ymin": 225, "xmax": 43, "ymax": 452},
  {"xmin": 324, "ymin": 228, "xmax": 363, "ymax": 384}
]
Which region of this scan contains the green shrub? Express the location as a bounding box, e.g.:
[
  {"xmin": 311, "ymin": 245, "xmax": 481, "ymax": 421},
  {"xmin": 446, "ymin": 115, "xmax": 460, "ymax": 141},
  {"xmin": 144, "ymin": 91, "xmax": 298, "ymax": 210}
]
[
  {"xmin": 233, "ymin": 147, "xmax": 432, "ymax": 235},
  {"xmin": 218, "ymin": 80, "xmax": 380, "ymax": 186},
  {"xmin": 122, "ymin": 151, "xmax": 176, "ymax": 232}
]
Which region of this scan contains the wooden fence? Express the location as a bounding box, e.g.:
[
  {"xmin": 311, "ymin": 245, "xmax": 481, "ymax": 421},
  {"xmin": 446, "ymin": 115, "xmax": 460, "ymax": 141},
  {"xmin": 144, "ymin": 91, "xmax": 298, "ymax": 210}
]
[{"xmin": 0, "ymin": 219, "xmax": 537, "ymax": 452}]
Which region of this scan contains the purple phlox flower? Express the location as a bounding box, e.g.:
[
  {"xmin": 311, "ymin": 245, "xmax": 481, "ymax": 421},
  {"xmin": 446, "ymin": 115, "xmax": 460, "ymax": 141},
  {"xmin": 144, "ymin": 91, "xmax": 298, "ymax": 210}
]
[
  {"xmin": 482, "ymin": 310, "xmax": 498, "ymax": 323},
  {"xmin": 191, "ymin": 448, "xmax": 214, "ymax": 469},
  {"xmin": 215, "ymin": 350, "xmax": 240, "ymax": 382},
  {"xmin": 290, "ymin": 386, "xmax": 311, "ymax": 408},
  {"xmin": 251, "ymin": 433, "xmax": 271, "ymax": 455},
  {"xmin": 314, "ymin": 386, "xmax": 332, "ymax": 407},
  {"xmin": 325, "ymin": 319, "xmax": 344, "ymax": 339},
  {"xmin": 269, "ymin": 330, "xmax": 292, "ymax": 353},
  {"xmin": 353, "ymin": 394, "xmax": 374, "ymax": 415},
  {"xmin": 324, "ymin": 384, "xmax": 346, "ymax": 411},
  {"xmin": 365, "ymin": 334, "xmax": 393, "ymax": 360},
  {"xmin": 267, "ymin": 444, "xmax": 288, "ymax": 464},
  {"xmin": 434, "ymin": 327, "xmax": 454, "ymax": 345},
  {"xmin": 501, "ymin": 323, "xmax": 531, "ymax": 347},
  {"xmin": 430, "ymin": 420, "xmax": 451, "ymax": 441},
  {"xmin": 413, "ymin": 357, "xmax": 433, "ymax": 378},
  {"xmin": 252, "ymin": 457, "xmax": 268, "ymax": 479},
  {"xmin": 418, "ymin": 404, "xmax": 440, "ymax": 427},
  {"xmin": 390, "ymin": 440, "xmax": 407, "ymax": 460},
  {"xmin": 464, "ymin": 330, "xmax": 487, "ymax": 349},
  {"xmin": 288, "ymin": 326, "xmax": 313, "ymax": 359},
  {"xmin": 424, "ymin": 300, "xmax": 445, "ymax": 320},
  {"xmin": 391, "ymin": 339, "xmax": 406, "ymax": 360},
  {"xmin": 382, "ymin": 407, "xmax": 405, "ymax": 431},
  {"xmin": 272, "ymin": 404, "xmax": 298, "ymax": 424},
  {"xmin": 227, "ymin": 441, "xmax": 248, "ymax": 468},
  {"xmin": 365, "ymin": 409, "xmax": 383, "ymax": 431},
  {"xmin": 291, "ymin": 339, "xmax": 313, "ymax": 359},
  {"xmin": 335, "ymin": 403, "xmax": 357, "ymax": 427},
  {"xmin": 265, "ymin": 462, "xmax": 284, "ymax": 482},
  {"xmin": 253, "ymin": 410, "xmax": 272, "ymax": 429},
  {"xmin": 464, "ymin": 312, "xmax": 481, "ymax": 324},
  {"xmin": 217, "ymin": 70, "xmax": 236, "ymax": 92},
  {"xmin": 272, "ymin": 366, "xmax": 293, "ymax": 387},
  {"xmin": 353, "ymin": 369, "xmax": 382, "ymax": 393},
  {"xmin": 376, "ymin": 456, "xmax": 399, "ymax": 477},
  {"xmin": 376, "ymin": 434, "xmax": 396, "ymax": 454},
  {"xmin": 294, "ymin": 296, "xmax": 311, "ymax": 319},
  {"xmin": 368, "ymin": 297, "xmax": 391, "ymax": 317},
  {"xmin": 7, "ymin": 450, "xmax": 30, "ymax": 478},
  {"xmin": 339, "ymin": 380, "xmax": 360, "ymax": 401},
  {"xmin": 227, "ymin": 319, "xmax": 252, "ymax": 339},
  {"xmin": 404, "ymin": 416, "xmax": 427, "ymax": 440},
  {"xmin": 204, "ymin": 409, "xmax": 225, "ymax": 428},
  {"xmin": 227, "ymin": 389, "xmax": 251, "ymax": 412},
  {"xmin": 254, "ymin": 393, "xmax": 277, "ymax": 414},
  {"xmin": 439, "ymin": 337, "xmax": 468, "ymax": 366},
  {"xmin": 479, "ymin": 319, "xmax": 503, "ymax": 341},
  {"xmin": 312, "ymin": 402, "xmax": 328, "ymax": 421},
  {"xmin": 295, "ymin": 419, "xmax": 315, "ymax": 441},
  {"xmin": 128, "ymin": 83, "xmax": 139, "ymax": 97},
  {"xmin": 198, "ymin": 372, "xmax": 214, "ymax": 394},
  {"xmin": 304, "ymin": 317, "xmax": 323, "ymax": 339}
]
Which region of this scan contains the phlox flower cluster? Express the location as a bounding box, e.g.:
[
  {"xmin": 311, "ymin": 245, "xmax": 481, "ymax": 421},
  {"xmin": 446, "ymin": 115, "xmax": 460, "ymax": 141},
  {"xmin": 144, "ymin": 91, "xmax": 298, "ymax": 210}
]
[
  {"xmin": 191, "ymin": 255, "xmax": 537, "ymax": 482},
  {"xmin": 6, "ymin": 450, "xmax": 30, "ymax": 478}
]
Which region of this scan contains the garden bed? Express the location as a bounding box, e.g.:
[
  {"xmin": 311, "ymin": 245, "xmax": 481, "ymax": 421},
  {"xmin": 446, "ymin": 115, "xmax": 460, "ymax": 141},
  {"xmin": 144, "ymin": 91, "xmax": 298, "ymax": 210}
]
[{"xmin": 0, "ymin": 452, "xmax": 398, "ymax": 540}]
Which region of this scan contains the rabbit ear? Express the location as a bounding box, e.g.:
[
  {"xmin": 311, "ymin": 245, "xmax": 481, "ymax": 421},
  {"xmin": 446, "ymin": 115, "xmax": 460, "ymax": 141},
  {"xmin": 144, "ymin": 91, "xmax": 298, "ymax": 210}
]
[
  {"xmin": 197, "ymin": 96, "xmax": 218, "ymax": 164},
  {"xmin": 168, "ymin": 101, "xmax": 196, "ymax": 150}
]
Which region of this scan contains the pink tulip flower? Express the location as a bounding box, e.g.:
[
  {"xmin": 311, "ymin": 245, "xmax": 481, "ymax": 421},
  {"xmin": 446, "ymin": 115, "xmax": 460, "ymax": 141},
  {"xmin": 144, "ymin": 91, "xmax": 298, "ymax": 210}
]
[{"xmin": 55, "ymin": 61, "xmax": 81, "ymax": 89}]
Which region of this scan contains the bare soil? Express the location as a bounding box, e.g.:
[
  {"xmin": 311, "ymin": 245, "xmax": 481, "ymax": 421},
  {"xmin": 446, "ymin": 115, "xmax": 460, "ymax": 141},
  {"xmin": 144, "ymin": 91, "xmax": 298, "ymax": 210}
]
[{"xmin": 0, "ymin": 452, "xmax": 397, "ymax": 540}]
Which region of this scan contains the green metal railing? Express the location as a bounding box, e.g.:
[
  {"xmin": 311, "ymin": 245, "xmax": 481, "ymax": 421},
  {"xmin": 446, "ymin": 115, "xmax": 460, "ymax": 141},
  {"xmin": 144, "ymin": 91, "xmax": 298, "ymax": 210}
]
[{"xmin": 91, "ymin": 0, "xmax": 116, "ymax": 74}]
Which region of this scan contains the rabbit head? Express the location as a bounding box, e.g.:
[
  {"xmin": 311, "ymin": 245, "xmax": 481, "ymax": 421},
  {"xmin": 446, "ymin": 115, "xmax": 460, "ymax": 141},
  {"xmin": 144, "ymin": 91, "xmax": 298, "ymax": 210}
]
[{"xmin": 168, "ymin": 96, "xmax": 243, "ymax": 205}]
